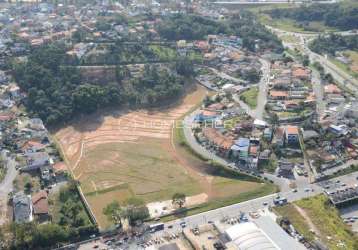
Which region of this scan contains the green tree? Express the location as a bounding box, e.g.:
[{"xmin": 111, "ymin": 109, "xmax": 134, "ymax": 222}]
[
  {"xmin": 172, "ymin": 193, "xmax": 186, "ymax": 208},
  {"xmin": 103, "ymin": 201, "xmax": 124, "ymax": 226}
]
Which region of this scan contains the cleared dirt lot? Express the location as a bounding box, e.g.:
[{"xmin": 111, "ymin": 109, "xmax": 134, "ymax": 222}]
[{"xmin": 55, "ymin": 85, "xmax": 266, "ymax": 228}]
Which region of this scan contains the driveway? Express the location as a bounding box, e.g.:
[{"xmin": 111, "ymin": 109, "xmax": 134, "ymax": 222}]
[{"xmin": 0, "ymin": 156, "xmax": 18, "ymax": 225}]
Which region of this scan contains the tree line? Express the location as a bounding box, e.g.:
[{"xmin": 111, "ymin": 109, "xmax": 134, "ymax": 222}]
[
  {"xmin": 157, "ymin": 12, "xmax": 283, "ymax": 53},
  {"xmin": 309, "ymin": 34, "xmax": 358, "ymax": 55},
  {"xmin": 265, "ymin": 3, "xmax": 358, "ymax": 30}
]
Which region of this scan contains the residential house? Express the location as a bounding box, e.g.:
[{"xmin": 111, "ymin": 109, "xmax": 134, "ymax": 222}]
[
  {"xmin": 324, "ymin": 84, "xmax": 342, "ymax": 95},
  {"xmin": 22, "ymin": 151, "xmax": 51, "ymax": 171},
  {"xmin": 292, "ymin": 67, "xmax": 310, "ymax": 81},
  {"xmin": 263, "ymin": 127, "xmax": 272, "ymax": 141},
  {"xmin": 285, "ymin": 125, "xmax": 299, "ymax": 145},
  {"xmin": 21, "ymin": 140, "xmax": 46, "ymax": 153},
  {"xmin": 231, "ymin": 137, "xmax": 250, "ymax": 161},
  {"xmin": 194, "ymin": 110, "xmax": 219, "ymax": 123},
  {"xmin": 28, "ymin": 118, "xmax": 45, "ymax": 131},
  {"xmin": 269, "ymin": 90, "xmax": 288, "ymax": 100},
  {"xmin": 202, "ymin": 128, "xmax": 234, "ymax": 155},
  {"xmin": 328, "ymin": 124, "xmax": 349, "ymax": 136},
  {"xmin": 259, "ymin": 149, "xmax": 271, "ymax": 161},
  {"xmin": 32, "ymin": 191, "xmax": 50, "ymax": 222},
  {"xmin": 13, "ymin": 192, "xmax": 33, "ymax": 223},
  {"xmin": 302, "ymin": 130, "xmax": 319, "ymax": 142},
  {"xmin": 344, "ymin": 102, "xmax": 358, "ymax": 119},
  {"xmin": 273, "ymin": 127, "xmax": 285, "ymax": 147},
  {"xmin": 278, "ymin": 160, "xmax": 294, "ymax": 177}
]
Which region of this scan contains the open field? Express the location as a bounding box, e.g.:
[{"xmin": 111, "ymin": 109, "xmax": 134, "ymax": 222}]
[
  {"xmin": 275, "ymin": 195, "xmax": 358, "ymax": 250},
  {"xmin": 55, "ymin": 84, "xmax": 275, "ymax": 228},
  {"xmin": 330, "ymin": 51, "xmax": 358, "ymax": 79},
  {"xmin": 240, "ymin": 87, "xmax": 258, "ymax": 109}
]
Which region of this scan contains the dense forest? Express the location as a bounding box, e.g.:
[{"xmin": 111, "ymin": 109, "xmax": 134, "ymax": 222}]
[
  {"xmin": 12, "ymin": 43, "xmax": 193, "ymax": 126},
  {"xmin": 157, "ymin": 14, "xmax": 230, "ymax": 41},
  {"xmin": 265, "ymin": 3, "xmax": 358, "ymax": 30},
  {"xmin": 157, "ymin": 12, "xmax": 283, "ymax": 53},
  {"xmin": 228, "ymin": 12, "xmax": 283, "ymax": 53},
  {"xmin": 309, "ymin": 34, "xmax": 358, "ymax": 55}
]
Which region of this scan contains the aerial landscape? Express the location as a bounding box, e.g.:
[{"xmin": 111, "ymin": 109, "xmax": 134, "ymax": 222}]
[{"xmin": 0, "ymin": 0, "xmax": 357, "ymax": 249}]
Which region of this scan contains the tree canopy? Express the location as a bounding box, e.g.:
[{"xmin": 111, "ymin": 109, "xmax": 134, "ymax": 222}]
[
  {"xmin": 172, "ymin": 192, "xmax": 186, "ymax": 208},
  {"xmin": 265, "ymin": 3, "xmax": 358, "ymax": 30},
  {"xmin": 309, "ymin": 34, "xmax": 358, "ymax": 55}
]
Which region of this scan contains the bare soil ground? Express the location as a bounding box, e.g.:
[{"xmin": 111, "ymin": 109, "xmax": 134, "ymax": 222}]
[{"xmin": 55, "ymin": 85, "xmax": 264, "ymax": 228}]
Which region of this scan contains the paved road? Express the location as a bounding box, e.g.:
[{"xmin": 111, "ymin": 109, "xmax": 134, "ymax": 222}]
[
  {"xmin": 254, "ymin": 59, "xmax": 270, "ymax": 120},
  {"xmin": 311, "ymin": 69, "xmax": 325, "ymax": 116},
  {"xmin": 161, "ymin": 171, "xmax": 358, "ymax": 235},
  {"xmin": 232, "ymin": 58, "xmax": 269, "ymax": 120},
  {"xmin": 268, "ymin": 26, "xmax": 358, "ymax": 95},
  {"xmin": 207, "ymin": 66, "xmax": 248, "ymax": 85},
  {"xmin": 0, "ymin": 156, "xmax": 18, "ymax": 225}
]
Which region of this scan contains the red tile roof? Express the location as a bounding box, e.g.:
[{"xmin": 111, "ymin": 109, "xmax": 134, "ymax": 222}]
[{"xmin": 32, "ymin": 191, "xmax": 48, "ymax": 215}]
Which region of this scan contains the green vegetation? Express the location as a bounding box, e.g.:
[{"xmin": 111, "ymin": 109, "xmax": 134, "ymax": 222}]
[
  {"xmin": 157, "ymin": 14, "xmax": 229, "ymax": 41},
  {"xmin": 103, "ymin": 198, "xmax": 149, "ymax": 226},
  {"xmin": 329, "ymin": 56, "xmax": 358, "ymax": 79},
  {"xmin": 322, "ymin": 164, "xmax": 358, "ymax": 180},
  {"xmin": 172, "ymin": 193, "xmax": 187, "ymax": 208},
  {"xmin": 160, "ymin": 183, "xmax": 277, "ymax": 222},
  {"xmin": 12, "ymin": 43, "xmax": 194, "ymax": 126},
  {"xmin": 309, "ymin": 34, "xmax": 358, "ymax": 55},
  {"xmin": 296, "ymin": 195, "xmax": 358, "ymax": 250},
  {"xmin": 264, "ymin": 2, "xmax": 358, "ymax": 31},
  {"xmin": 157, "ymin": 12, "xmax": 283, "ymax": 53},
  {"xmin": 240, "ymin": 87, "xmax": 258, "ymax": 109},
  {"xmin": 275, "ymin": 195, "xmax": 358, "ymax": 250},
  {"xmin": 274, "ymin": 203, "xmax": 315, "ymax": 242},
  {"xmin": 8, "ymin": 181, "xmax": 96, "ymax": 250},
  {"xmin": 0, "ymin": 160, "xmax": 6, "ymax": 182}
]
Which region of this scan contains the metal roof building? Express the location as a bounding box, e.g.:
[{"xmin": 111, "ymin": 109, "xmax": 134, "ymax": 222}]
[
  {"xmin": 224, "ymin": 216, "xmax": 307, "ymax": 250},
  {"xmin": 225, "ymin": 222, "xmax": 279, "ymax": 250}
]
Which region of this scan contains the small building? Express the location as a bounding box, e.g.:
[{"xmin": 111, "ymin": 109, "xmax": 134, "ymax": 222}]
[
  {"xmin": 324, "ymin": 84, "xmax": 342, "ymax": 95},
  {"xmin": 328, "ymin": 124, "xmax": 349, "ymax": 136},
  {"xmin": 263, "ymin": 127, "xmax": 273, "ymax": 141},
  {"xmin": 21, "ymin": 140, "xmax": 46, "ymax": 153},
  {"xmin": 22, "ymin": 152, "xmax": 51, "ymax": 171},
  {"xmin": 28, "ymin": 118, "xmax": 46, "ymax": 131},
  {"xmin": 302, "ymin": 130, "xmax": 319, "ymax": 142},
  {"xmin": 253, "ymin": 119, "xmax": 267, "ymax": 129},
  {"xmin": 269, "ymin": 90, "xmax": 288, "ymax": 100},
  {"xmin": 13, "ymin": 192, "xmax": 33, "ymax": 223},
  {"xmin": 194, "ymin": 110, "xmax": 219, "ymax": 123},
  {"xmin": 344, "ymin": 102, "xmax": 358, "ymax": 119},
  {"xmin": 285, "ymin": 125, "xmax": 299, "ymax": 145},
  {"xmin": 32, "ymin": 191, "xmax": 50, "ymax": 222},
  {"xmin": 274, "ymin": 127, "xmax": 285, "ymax": 147},
  {"xmin": 278, "ymin": 160, "xmax": 294, "ymax": 177}
]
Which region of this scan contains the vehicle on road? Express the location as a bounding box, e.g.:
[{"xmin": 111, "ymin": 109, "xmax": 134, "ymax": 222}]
[
  {"xmin": 149, "ymin": 223, "xmax": 164, "ymax": 233},
  {"xmin": 273, "ymin": 197, "xmax": 287, "ymax": 206},
  {"xmin": 180, "ymin": 221, "xmax": 187, "ymax": 228}
]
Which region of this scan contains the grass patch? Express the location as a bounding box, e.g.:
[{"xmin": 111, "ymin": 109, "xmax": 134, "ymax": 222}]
[
  {"xmin": 274, "ymin": 203, "xmax": 315, "ymax": 242},
  {"xmin": 240, "ymin": 87, "xmax": 258, "ymax": 109},
  {"xmin": 149, "ymin": 45, "xmax": 177, "ymax": 61},
  {"xmin": 160, "ymin": 183, "xmax": 277, "ymax": 222},
  {"xmin": 0, "ymin": 167, "xmax": 6, "ymax": 182},
  {"xmin": 321, "ymin": 164, "xmax": 358, "ymax": 181},
  {"xmin": 329, "ymin": 55, "xmax": 358, "ymax": 79},
  {"xmin": 276, "ymin": 195, "xmax": 358, "ymax": 250}
]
